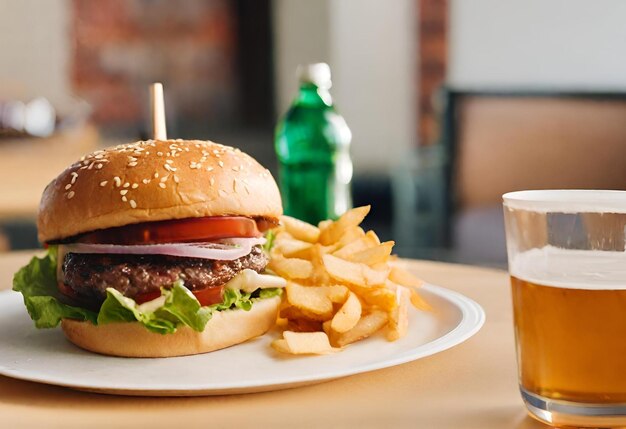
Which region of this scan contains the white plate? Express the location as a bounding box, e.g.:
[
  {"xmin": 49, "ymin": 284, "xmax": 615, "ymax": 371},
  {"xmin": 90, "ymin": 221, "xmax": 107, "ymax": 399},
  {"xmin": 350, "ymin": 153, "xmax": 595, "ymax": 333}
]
[{"xmin": 0, "ymin": 284, "xmax": 484, "ymax": 396}]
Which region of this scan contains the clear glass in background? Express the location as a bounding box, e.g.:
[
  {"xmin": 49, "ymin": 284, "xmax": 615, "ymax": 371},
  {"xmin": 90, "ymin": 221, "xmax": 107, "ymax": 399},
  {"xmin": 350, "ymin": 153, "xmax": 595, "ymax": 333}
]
[{"xmin": 503, "ymin": 190, "xmax": 626, "ymax": 428}]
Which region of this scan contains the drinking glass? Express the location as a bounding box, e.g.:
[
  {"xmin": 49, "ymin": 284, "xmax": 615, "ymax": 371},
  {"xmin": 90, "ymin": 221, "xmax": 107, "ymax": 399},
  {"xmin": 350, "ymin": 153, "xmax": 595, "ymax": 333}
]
[{"xmin": 503, "ymin": 190, "xmax": 626, "ymax": 427}]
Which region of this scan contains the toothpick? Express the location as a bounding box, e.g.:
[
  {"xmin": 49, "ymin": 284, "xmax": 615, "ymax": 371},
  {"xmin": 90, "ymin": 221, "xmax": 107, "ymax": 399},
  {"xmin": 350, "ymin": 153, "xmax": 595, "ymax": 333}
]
[{"xmin": 150, "ymin": 82, "xmax": 167, "ymax": 140}]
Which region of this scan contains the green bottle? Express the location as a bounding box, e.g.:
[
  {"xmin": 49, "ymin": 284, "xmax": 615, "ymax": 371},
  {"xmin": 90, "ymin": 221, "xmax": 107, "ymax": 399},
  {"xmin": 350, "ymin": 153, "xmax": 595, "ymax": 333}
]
[{"xmin": 274, "ymin": 63, "xmax": 353, "ymax": 225}]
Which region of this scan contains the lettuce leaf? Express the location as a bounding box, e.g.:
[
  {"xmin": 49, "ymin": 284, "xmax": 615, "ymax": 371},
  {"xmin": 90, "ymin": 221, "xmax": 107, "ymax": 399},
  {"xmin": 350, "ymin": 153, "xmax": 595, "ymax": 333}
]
[
  {"xmin": 13, "ymin": 248, "xmax": 283, "ymax": 335},
  {"xmin": 12, "ymin": 246, "xmax": 97, "ymax": 328}
]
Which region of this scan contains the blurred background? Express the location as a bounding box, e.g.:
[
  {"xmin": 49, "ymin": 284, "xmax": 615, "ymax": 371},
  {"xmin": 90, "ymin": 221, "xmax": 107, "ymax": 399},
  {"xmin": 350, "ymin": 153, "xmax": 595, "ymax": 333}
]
[{"xmin": 1, "ymin": 0, "xmax": 625, "ymax": 268}]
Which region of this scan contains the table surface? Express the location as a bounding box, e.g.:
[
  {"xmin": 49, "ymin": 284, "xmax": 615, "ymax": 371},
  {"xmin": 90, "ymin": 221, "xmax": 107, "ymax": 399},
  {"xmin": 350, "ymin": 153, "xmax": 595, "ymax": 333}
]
[{"xmin": 0, "ymin": 251, "xmax": 547, "ymax": 429}]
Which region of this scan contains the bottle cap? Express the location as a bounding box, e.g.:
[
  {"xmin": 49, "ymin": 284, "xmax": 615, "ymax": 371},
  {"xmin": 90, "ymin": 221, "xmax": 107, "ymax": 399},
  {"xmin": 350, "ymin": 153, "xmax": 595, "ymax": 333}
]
[{"xmin": 297, "ymin": 63, "xmax": 332, "ymax": 89}]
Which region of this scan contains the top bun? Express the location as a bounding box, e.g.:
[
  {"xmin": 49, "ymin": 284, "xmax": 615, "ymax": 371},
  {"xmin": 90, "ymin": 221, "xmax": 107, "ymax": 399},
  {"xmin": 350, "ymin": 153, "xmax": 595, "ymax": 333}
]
[{"xmin": 38, "ymin": 139, "xmax": 282, "ymax": 243}]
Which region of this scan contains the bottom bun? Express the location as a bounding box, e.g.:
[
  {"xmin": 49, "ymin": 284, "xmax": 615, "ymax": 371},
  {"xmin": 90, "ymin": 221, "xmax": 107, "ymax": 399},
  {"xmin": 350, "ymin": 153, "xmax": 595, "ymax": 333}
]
[{"xmin": 61, "ymin": 296, "xmax": 281, "ymax": 358}]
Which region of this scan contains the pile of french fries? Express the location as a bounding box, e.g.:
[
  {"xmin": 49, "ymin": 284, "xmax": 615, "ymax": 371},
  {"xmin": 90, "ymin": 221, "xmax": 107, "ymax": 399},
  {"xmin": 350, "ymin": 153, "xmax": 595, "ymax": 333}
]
[{"xmin": 268, "ymin": 206, "xmax": 430, "ymax": 355}]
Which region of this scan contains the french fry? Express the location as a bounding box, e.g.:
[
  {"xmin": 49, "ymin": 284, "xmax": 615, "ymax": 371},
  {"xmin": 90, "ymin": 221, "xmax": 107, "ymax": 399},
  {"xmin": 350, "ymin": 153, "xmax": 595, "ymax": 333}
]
[
  {"xmin": 325, "ymin": 285, "xmax": 350, "ymax": 303},
  {"xmin": 409, "ymin": 288, "xmax": 432, "ymax": 311},
  {"xmin": 268, "ymin": 205, "xmax": 429, "ymax": 353},
  {"xmin": 318, "ymin": 219, "xmax": 332, "ymax": 230},
  {"xmin": 281, "ymin": 215, "xmax": 321, "ymax": 243},
  {"xmin": 365, "ymin": 230, "xmax": 381, "ymax": 245},
  {"xmin": 323, "ymin": 254, "xmax": 388, "ymax": 287},
  {"xmin": 310, "ymin": 244, "xmax": 331, "ymax": 285},
  {"xmin": 274, "ymin": 238, "xmax": 313, "ymax": 258},
  {"xmin": 333, "ymin": 236, "xmax": 372, "ymax": 259},
  {"xmin": 319, "ymin": 206, "xmax": 370, "ymax": 245},
  {"xmin": 348, "ymin": 241, "xmax": 394, "ymax": 265},
  {"xmin": 330, "ymin": 292, "xmax": 362, "ymax": 333},
  {"xmin": 388, "ymin": 286, "xmax": 410, "ymax": 341},
  {"xmin": 328, "ymin": 310, "xmax": 388, "ymax": 347},
  {"xmin": 389, "ymin": 266, "xmax": 424, "ymax": 288},
  {"xmin": 359, "ymin": 287, "xmax": 397, "ymax": 312},
  {"xmin": 272, "ymin": 331, "xmax": 338, "ymax": 355},
  {"xmin": 286, "ymin": 282, "xmax": 333, "ymax": 320},
  {"xmin": 268, "ymin": 253, "xmax": 314, "ymax": 280},
  {"xmin": 271, "ymin": 339, "xmax": 292, "ymax": 354},
  {"xmin": 337, "ymin": 226, "xmax": 366, "ymax": 247}
]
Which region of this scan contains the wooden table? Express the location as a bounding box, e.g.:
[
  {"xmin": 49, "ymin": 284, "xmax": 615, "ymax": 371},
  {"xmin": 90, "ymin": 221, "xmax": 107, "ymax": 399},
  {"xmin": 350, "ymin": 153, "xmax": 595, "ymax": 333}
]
[{"xmin": 0, "ymin": 252, "xmax": 546, "ymax": 429}]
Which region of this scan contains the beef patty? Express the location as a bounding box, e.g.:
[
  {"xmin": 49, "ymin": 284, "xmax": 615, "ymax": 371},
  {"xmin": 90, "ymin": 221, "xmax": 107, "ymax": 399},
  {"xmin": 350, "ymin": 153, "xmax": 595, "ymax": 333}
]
[{"xmin": 62, "ymin": 245, "xmax": 267, "ymax": 308}]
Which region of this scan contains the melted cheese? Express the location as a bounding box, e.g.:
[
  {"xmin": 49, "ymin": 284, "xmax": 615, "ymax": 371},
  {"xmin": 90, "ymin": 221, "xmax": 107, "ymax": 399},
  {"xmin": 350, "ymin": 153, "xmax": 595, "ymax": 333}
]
[{"xmin": 224, "ymin": 269, "xmax": 287, "ymax": 293}]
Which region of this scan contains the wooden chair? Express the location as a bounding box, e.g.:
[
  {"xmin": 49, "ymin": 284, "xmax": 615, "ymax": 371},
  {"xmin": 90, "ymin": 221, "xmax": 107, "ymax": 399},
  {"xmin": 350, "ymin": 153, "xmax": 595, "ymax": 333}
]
[{"xmin": 427, "ymin": 90, "xmax": 626, "ymax": 265}]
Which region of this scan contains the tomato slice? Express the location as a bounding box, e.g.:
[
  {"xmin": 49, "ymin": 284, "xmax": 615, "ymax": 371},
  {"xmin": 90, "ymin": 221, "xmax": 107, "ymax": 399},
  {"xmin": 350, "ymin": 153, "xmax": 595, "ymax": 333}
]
[
  {"xmin": 135, "ymin": 286, "xmax": 224, "ymax": 306},
  {"xmin": 73, "ymin": 216, "xmax": 261, "ymax": 245},
  {"xmin": 134, "ymin": 290, "xmax": 162, "ymax": 305},
  {"xmin": 191, "ymin": 286, "xmax": 225, "ymax": 307}
]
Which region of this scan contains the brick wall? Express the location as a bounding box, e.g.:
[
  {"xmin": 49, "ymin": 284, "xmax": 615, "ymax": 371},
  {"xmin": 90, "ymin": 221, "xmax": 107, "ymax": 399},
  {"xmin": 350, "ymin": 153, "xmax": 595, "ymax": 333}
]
[
  {"xmin": 71, "ymin": 0, "xmax": 238, "ymax": 133},
  {"xmin": 418, "ymin": 0, "xmax": 448, "ymax": 145}
]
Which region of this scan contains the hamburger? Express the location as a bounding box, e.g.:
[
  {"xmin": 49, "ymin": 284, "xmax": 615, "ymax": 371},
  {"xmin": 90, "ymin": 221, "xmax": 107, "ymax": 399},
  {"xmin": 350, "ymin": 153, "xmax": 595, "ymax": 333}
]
[{"xmin": 13, "ymin": 139, "xmax": 286, "ymax": 357}]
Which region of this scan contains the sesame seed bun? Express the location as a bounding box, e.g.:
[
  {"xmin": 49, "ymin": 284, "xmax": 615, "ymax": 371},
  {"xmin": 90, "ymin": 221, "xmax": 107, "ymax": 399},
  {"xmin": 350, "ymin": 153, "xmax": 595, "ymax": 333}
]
[
  {"xmin": 37, "ymin": 139, "xmax": 282, "ymax": 243},
  {"xmin": 61, "ymin": 296, "xmax": 281, "ymax": 358}
]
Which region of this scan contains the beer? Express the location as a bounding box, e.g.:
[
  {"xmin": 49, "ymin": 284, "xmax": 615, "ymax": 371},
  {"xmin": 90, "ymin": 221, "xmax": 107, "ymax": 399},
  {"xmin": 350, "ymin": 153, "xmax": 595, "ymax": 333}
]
[{"xmin": 510, "ymin": 246, "xmax": 626, "ymax": 403}]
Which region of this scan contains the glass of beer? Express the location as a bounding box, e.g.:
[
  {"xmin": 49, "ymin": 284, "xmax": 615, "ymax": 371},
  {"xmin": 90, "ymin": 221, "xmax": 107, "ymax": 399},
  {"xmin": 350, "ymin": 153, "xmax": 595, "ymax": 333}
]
[{"xmin": 503, "ymin": 190, "xmax": 626, "ymax": 427}]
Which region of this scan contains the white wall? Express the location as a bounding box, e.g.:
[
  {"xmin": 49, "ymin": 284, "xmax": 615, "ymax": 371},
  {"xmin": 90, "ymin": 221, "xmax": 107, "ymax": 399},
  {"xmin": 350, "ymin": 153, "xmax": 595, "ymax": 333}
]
[
  {"xmin": 449, "ymin": 0, "xmax": 626, "ymax": 89},
  {"xmin": 273, "ymin": 0, "xmax": 417, "ymax": 173},
  {"xmin": 0, "ymin": 0, "xmax": 71, "ymax": 100},
  {"xmin": 272, "ymin": 0, "xmax": 331, "ymax": 114}
]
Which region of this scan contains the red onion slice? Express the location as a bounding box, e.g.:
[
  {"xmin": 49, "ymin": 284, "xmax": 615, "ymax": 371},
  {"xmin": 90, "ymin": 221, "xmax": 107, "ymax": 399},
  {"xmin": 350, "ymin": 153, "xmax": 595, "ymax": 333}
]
[{"xmin": 64, "ymin": 237, "xmax": 266, "ymax": 261}]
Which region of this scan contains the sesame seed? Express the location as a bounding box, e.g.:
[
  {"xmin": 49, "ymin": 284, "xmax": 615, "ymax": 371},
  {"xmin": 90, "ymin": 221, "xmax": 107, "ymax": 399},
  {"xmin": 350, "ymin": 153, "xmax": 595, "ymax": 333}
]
[
  {"xmin": 96, "ymin": 163, "xmax": 103, "ymax": 169},
  {"xmin": 123, "ymin": 182, "xmax": 130, "ymax": 188},
  {"xmin": 67, "ymin": 191, "xmax": 75, "ymax": 199},
  {"xmin": 142, "ymin": 179, "xmax": 150, "ymax": 184},
  {"xmin": 70, "ymin": 172, "xmax": 78, "ymax": 183},
  {"xmin": 232, "ymin": 166, "xmax": 239, "ymax": 171},
  {"xmin": 128, "ymin": 162, "xmax": 138, "ymax": 167},
  {"xmin": 122, "ymin": 196, "xmax": 128, "ymax": 202},
  {"xmin": 132, "ymin": 183, "xmax": 139, "ymax": 189},
  {"xmin": 173, "ymin": 175, "xmax": 179, "ymax": 183},
  {"xmin": 100, "ymin": 181, "xmax": 108, "ymax": 187},
  {"xmin": 158, "ymin": 183, "xmax": 166, "ymax": 189},
  {"xmin": 157, "ymin": 152, "xmax": 163, "ymax": 156},
  {"xmin": 120, "ymin": 190, "xmax": 128, "ymax": 195},
  {"xmin": 206, "ymin": 167, "xmax": 214, "ymax": 172},
  {"xmin": 113, "ymin": 177, "xmax": 122, "ymax": 187},
  {"xmin": 95, "ymin": 154, "xmax": 103, "ymax": 159},
  {"xmin": 210, "ymin": 178, "xmax": 215, "ymax": 186},
  {"xmin": 160, "ymin": 176, "xmax": 168, "ymax": 182},
  {"xmin": 166, "ymin": 159, "xmax": 173, "ymax": 164},
  {"xmin": 154, "ymin": 172, "xmax": 159, "ymax": 178},
  {"xmin": 65, "ymin": 184, "xmax": 72, "ymax": 190},
  {"xmin": 218, "ymin": 161, "xmax": 224, "ymax": 167},
  {"xmin": 129, "ymin": 200, "xmax": 137, "ymax": 209}
]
